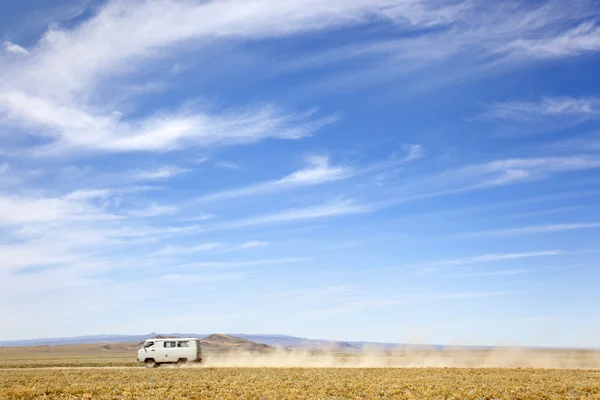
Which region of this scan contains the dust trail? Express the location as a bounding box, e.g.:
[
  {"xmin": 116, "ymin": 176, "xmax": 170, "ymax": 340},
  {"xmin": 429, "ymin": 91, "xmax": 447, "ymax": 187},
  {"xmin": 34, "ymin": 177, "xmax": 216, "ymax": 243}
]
[{"xmin": 186, "ymin": 346, "xmax": 600, "ymax": 369}]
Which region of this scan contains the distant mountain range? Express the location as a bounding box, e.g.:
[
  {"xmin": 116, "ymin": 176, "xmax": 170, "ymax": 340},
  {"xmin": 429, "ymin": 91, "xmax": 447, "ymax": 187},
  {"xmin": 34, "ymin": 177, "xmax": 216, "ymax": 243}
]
[{"xmin": 0, "ymin": 333, "xmax": 488, "ymax": 350}]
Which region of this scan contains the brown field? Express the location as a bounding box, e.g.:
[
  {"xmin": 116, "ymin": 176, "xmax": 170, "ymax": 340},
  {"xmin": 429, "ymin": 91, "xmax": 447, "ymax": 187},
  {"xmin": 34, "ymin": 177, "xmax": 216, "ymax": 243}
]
[
  {"xmin": 2, "ymin": 343, "xmax": 600, "ymax": 399},
  {"xmin": 0, "ymin": 343, "xmax": 139, "ymax": 368},
  {"xmin": 2, "ymin": 367, "xmax": 600, "ymax": 399}
]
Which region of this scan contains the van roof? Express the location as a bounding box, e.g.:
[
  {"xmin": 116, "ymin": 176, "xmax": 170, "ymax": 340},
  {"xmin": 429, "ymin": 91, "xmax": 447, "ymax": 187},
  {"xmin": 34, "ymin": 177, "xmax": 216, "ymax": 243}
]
[{"xmin": 144, "ymin": 338, "xmax": 199, "ymax": 342}]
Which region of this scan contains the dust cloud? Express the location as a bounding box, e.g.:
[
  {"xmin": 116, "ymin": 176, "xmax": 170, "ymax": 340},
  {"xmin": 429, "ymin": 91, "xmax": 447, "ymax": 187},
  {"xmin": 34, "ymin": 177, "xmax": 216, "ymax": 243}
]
[{"xmin": 185, "ymin": 346, "xmax": 600, "ymax": 369}]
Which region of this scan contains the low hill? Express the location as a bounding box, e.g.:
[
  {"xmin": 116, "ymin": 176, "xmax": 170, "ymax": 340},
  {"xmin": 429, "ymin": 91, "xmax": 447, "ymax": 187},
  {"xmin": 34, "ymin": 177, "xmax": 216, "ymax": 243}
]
[
  {"xmin": 199, "ymin": 334, "xmax": 274, "ymax": 353},
  {"xmin": 0, "ymin": 333, "xmax": 494, "ymax": 351},
  {"xmin": 0, "ymin": 334, "xmax": 276, "ymax": 358}
]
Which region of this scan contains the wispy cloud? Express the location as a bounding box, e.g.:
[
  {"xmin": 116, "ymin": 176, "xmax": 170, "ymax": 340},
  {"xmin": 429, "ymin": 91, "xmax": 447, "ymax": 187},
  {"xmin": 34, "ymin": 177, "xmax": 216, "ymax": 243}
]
[
  {"xmin": 62, "ymin": 189, "xmax": 111, "ymax": 202},
  {"xmin": 150, "ymin": 240, "xmax": 268, "ymax": 257},
  {"xmin": 0, "ymin": 94, "xmax": 337, "ymax": 154},
  {"xmin": 9, "ymin": 0, "xmax": 595, "ymax": 155},
  {"xmin": 173, "ymin": 258, "xmax": 310, "ymax": 270},
  {"xmin": 214, "ymin": 161, "xmax": 242, "ymax": 170},
  {"xmin": 426, "ymin": 251, "xmax": 563, "ymax": 267},
  {"xmin": 1, "ymin": 0, "xmax": 456, "ymax": 155},
  {"xmin": 270, "ymin": 285, "xmax": 358, "ymax": 298},
  {"xmin": 195, "ymin": 155, "xmax": 352, "ymax": 203},
  {"xmin": 0, "ymin": 192, "xmax": 113, "ymax": 226},
  {"xmin": 501, "ymin": 206, "xmax": 586, "ymax": 219},
  {"xmin": 501, "ymin": 21, "xmax": 600, "ymax": 59},
  {"xmin": 3, "ymin": 41, "xmax": 29, "ymax": 56},
  {"xmin": 456, "ymin": 269, "xmax": 531, "ymax": 277},
  {"xmin": 446, "ymin": 155, "xmax": 600, "ymax": 187},
  {"xmin": 216, "ymin": 199, "xmax": 374, "ymax": 230},
  {"xmin": 383, "ymin": 155, "xmax": 600, "ymax": 208},
  {"xmin": 290, "ymin": 1, "xmax": 600, "ymax": 90},
  {"xmin": 479, "ymin": 97, "xmax": 600, "ymax": 122},
  {"xmin": 460, "ymin": 223, "xmax": 600, "ymax": 237},
  {"xmin": 161, "ymin": 272, "xmax": 246, "ymax": 284},
  {"xmin": 151, "ymin": 243, "xmax": 224, "ymax": 257},
  {"xmin": 237, "ymin": 241, "xmax": 269, "ymax": 249},
  {"xmin": 183, "ymin": 213, "xmax": 217, "ymax": 222},
  {"xmin": 415, "ymin": 250, "xmax": 562, "ymax": 274},
  {"xmin": 402, "ymin": 144, "xmax": 425, "ymax": 162},
  {"xmin": 127, "ymin": 204, "xmax": 178, "ymax": 218},
  {"xmin": 128, "ymin": 166, "xmax": 189, "ymax": 181}
]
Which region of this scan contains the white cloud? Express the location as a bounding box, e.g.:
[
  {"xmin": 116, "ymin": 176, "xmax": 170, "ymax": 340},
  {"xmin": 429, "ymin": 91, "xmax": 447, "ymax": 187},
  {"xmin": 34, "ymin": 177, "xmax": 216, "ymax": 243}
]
[
  {"xmin": 402, "ymin": 144, "xmax": 424, "ymax": 162},
  {"xmin": 128, "ymin": 204, "xmax": 179, "ymax": 217},
  {"xmin": 0, "ymin": 92, "xmax": 336, "ymax": 154},
  {"xmin": 0, "ymin": 186, "xmax": 211, "ymax": 277},
  {"xmin": 3, "ymin": 41, "xmax": 29, "ymax": 55},
  {"xmin": 194, "ymin": 156, "xmax": 210, "ymax": 165},
  {"xmin": 447, "ymin": 156, "xmax": 600, "ymax": 187},
  {"xmin": 463, "ymin": 223, "xmax": 600, "ymax": 237},
  {"xmin": 23, "ymin": 0, "xmax": 462, "ymax": 97},
  {"xmin": 152, "ymin": 243, "xmax": 224, "ymax": 257},
  {"xmin": 4, "ymin": 0, "xmax": 594, "ymax": 156},
  {"xmin": 128, "ymin": 166, "xmax": 189, "ymax": 181},
  {"xmin": 502, "ymin": 21, "xmax": 600, "ymax": 59},
  {"xmin": 237, "ymin": 241, "xmax": 269, "ymax": 249},
  {"xmin": 63, "ymin": 189, "xmax": 111, "ymax": 201},
  {"xmin": 0, "ymin": 0, "xmax": 459, "ymax": 155},
  {"xmin": 148, "ymin": 240, "xmax": 269, "ymax": 258},
  {"xmin": 269, "ymin": 285, "xmax": 358, "ymax": 301},
  {"xmin": 415, "ymin": 250, "xmax": 562, "ymax": 274},
  {"xmin": 218, "ymin": 199, "xmax": 373, "ymax": 229},
  {"xmin": 0, "ymin": 193, "xmax": 112, "ymax": 226},
  {"xmin": 427, "ymin": 250, "xmax": 563, "ymax": 267},
  {"xmin": 457, "ymin": 269, "xmax": 531, "ymax": 277},
  {"xmin": 291, "ymin": 0, "xmax": 600, "ymax": 89},
  {"xmin": 173, "ymin": 258, "xmax": 310, "ymax": 269},
  {"xmin": 480, "ymin": 97, "xmax": 600, "ymax": 122},
  {"xmin": 195, "ymin": 155, "xmax": 352, "ymax": 203},
  {"xmin": 280, "ymin": 155, "xmax": 351, "ymax": 185},
  {"xmin": 161, "ymin": 272, "xmax": 246, "ymax": 283},
  {"xmin": 0, "ymin": 192, "xmax": 122, "ymax": 272},
  {"xmin": 214, "ymin": 161, "xmax": 241, "ymax": 170},
  {"xmin": 184, "ymin": 213, "xmax": 217, "ymax": 222},
  {"xmin": 503, "ymin": 206, "xmax": 585, "ymax": 219}
]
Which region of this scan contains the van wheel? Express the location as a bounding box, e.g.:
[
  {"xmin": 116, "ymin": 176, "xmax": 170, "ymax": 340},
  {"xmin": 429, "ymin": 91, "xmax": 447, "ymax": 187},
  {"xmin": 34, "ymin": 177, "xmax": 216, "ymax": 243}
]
[
  {"xmin": 145, "ymin": 359, "xmax": 157, "ymax": 368},
  {"xmin": 177, "ymin": 359, "xmax": 188, "ymax": 366}
]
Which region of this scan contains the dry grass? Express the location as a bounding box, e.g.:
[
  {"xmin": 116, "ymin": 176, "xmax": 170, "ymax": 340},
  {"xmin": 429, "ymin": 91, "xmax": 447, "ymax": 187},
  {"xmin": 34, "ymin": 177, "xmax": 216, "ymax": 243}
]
[
  {"xmin": 0, "ymin": 344, "xmax": 138, "ymax": 368},
  {"xmin": 2, "ymin": 367, "xmax": 600, "ymax": 399},
  {"xmin": 2, "ymin": 344, "xmax": 600, "ymax": 399}
]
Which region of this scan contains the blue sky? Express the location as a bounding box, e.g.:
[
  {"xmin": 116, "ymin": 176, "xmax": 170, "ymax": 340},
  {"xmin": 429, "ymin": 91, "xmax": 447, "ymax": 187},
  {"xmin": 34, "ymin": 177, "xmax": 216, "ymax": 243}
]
[{"xmin": 1, "ymin": 0, "xmax": 600, "ymax": 347}]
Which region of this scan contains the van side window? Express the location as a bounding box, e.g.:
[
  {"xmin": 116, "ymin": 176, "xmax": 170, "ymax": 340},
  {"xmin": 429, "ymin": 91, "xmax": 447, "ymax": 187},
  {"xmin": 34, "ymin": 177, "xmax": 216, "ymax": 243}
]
[
  {"xmin": 144, "ymin": 341, "xmax": 154, "ymax": 348},
  {"xmin": 177, "ymin": 341, "xmax": 190, "ymax": 348},
  {"xmin": 164, "ymin": 341, "xmax": 177, "ymax": 348}
]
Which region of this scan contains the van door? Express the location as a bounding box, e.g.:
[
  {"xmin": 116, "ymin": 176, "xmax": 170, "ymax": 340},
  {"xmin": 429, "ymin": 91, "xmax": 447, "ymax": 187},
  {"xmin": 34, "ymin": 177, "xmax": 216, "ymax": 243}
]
[
  {"xmin": 142, "ymin": 341, "xmax": 157, "ymax": 361},
  {"xmin": 176, "ymin": 340, "xmax": 194, "ymax": 361},
  {"xmin": 161, "ymin": 340, "xmax": 178, "ymax": 362}
]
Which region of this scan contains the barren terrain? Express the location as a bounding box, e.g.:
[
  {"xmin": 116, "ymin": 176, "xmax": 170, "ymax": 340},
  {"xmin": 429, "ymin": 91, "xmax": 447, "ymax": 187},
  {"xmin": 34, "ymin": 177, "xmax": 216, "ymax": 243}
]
[{"xmin": 1, "ymin": 334, "xmax": 600, "ymax": 369}]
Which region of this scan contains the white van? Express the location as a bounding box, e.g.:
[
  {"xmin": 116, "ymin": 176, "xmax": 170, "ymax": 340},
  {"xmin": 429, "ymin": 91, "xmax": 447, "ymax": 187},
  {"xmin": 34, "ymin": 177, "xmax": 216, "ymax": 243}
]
[{"xmin": 137, "ymin": 338, "xmax": 203, "ymax": 368}]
